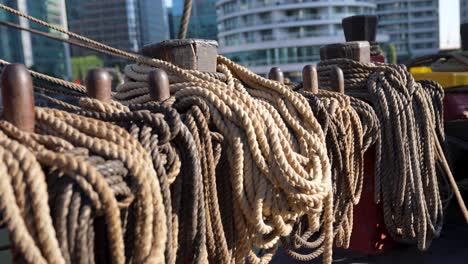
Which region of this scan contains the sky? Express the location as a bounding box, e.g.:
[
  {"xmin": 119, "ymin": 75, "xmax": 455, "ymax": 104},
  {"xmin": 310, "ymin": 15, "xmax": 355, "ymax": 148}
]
[{"xmin": 440, "ymin": 0, "xmax": 461, "ymax": 49}]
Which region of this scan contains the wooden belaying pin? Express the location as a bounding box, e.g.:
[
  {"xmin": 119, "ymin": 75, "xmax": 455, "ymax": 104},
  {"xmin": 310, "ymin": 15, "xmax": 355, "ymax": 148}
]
[
  {"xmin": 1, "ymin": 63, "xmax": 35, "ymax": 132},
  {"xmin": 302, "ymin": 65, "xmax": 318, "ymax": 94},
  {"xmin": 86, "ymin": 68, "xmax": 112, "ymax": 102},
  {"xmin": 330, "ymin": 66, "xmax": 345, "ymax": 94},
  {"xmin": 268, "ymin": 67, "xmax": 284, "ymax": 84},
  {"xmin": 148, "ymin": 69, "xmax": 170, "ymax": 102}
]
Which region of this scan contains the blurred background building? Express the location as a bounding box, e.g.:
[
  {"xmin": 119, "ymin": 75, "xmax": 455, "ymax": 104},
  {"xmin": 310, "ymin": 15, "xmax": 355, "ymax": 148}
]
[
  {"xmin": 216, "ymin": 0, "xmax": 387, "ymax": 79},
  {"xmin": 377, "ymin": 0, "xmax": 461, "ymax": 62},
  {"xmin": 170, "ymin": 0, "xmax": 218, "ymax": 40},
  {"xmin": 0, "ymin": 0, "xmax": 70, "ymax": 78},
  {"xmin": 0, "ymin": 0, "xmax": 463, "ymax": 80},
  {"xmin": 66, "ymin": 0, "xmax": 169, "ymax": 68},
  {"xmin": 461, "ymin": 0, "xmax": 468, "ymax": 23},
  {"xmin": 376, "ymin": 0, "xmax": 439, "ymax": 61}
]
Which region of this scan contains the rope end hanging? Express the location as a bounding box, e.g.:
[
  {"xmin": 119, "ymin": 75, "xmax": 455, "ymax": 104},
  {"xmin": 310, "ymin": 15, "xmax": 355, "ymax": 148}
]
[{"xmin": 177, "ymin": 0, "xmax": 193, "ymax": 39}]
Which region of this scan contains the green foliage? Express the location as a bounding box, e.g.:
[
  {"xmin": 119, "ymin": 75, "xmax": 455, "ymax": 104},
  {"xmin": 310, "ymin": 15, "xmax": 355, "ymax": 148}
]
[
  {"xmin": 386, "ymin": 44, "xmax": 397, "ymax": 64},
  {"xmin": 71, "ymin": 55, "xmax": 104, "ymax": 82}
]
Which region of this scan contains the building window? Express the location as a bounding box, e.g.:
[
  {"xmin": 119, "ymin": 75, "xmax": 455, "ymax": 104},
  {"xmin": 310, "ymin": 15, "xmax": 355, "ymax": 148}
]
[{"xmin": 333, "ymin": 6, "xmax": 344, "ymax": 14}]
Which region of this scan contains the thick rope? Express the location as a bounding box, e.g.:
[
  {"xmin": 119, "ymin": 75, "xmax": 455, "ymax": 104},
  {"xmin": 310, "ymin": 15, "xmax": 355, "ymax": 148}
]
[
  {"xmin": 317, "ymin": 58, "xmax": 467, "ymax": 249},
  {"xmin": 0, "ymin": 4, "xmax": 138, "ymax": 61},
  {"xmin": 0, "ymin": 59, "xmax": 87, "ymax": 95},
  {"xmin": 281, "ymin": 86, "xmax": 379, "ymax": 260},
  {"xmin": 0, "ymin": 20, "xmax": 134, "ymax": 61},
  {"xmin": 115, "ymin": 55, "xmax": 334, "ymax": 264},
  {"xmin": 0, "ymin": 106, "xmax": 168, "ymax": 263},
  {"xmin": 178, "ymin": 0, "xmax": 193, "ymax": 39},
  {"xmin": 72, "ymin": 98, "xmax": 207, "ymax": 264}
]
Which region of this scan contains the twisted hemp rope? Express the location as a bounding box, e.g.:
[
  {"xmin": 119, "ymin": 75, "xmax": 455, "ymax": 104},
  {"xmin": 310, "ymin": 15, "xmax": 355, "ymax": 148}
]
[
  {"xmin": 72, "ymin": 97, "xmax": 209, "ymax": 264},
  {"xmin": 317, "ymin": 58, "xmax": 467, "ymax": 249},
  {"xmin": 0, "ymin": 106, "xmax": 168, "ymax": 264},
  {"xmin": 114, "ymin": 55, "xmax": 334, "ymax": 264},
  {"xmin": 280, "ymin": 86, "xmax": 379, "ymax": 260},
  {"xmin": 178, "ymin": 0, "xmax": 192, "ymax": 39}
]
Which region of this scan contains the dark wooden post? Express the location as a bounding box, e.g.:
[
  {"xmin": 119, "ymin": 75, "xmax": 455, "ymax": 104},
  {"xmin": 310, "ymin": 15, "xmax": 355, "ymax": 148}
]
[
  {"xmin": 86, "ymin": 68, "xmax": 112, "ymax": 102},
  {"xmin": 330, "ymin": 66, "xmax": 345, "ymax": 94},
  {"xmin": 461, "ymin": 23, "xmax": 468, "ymax": 51},
  {"xmin": 140, "ymin": 39, "xmax": 218, "ymax": 72},
  {"xmin": 302, "ymin": 65, "xmax": 318, "ymax": 93},
  {"xmin": 148, "ymin": 69, "xmax": 170, "ymax": 102},
  {"xmin": 342, "ymin": 15, "xmax": 385, "ymax": 63},
  {"xmin": 268, "ymin": 67, "xmax": 284, "ymax": 84},
  {"xmin": 342, "ymin": 15, "xmax": 378, "ymax": 43},
  {"xmin": 1, "ymin": 63, "xmax": 35, "ymax": 132}
]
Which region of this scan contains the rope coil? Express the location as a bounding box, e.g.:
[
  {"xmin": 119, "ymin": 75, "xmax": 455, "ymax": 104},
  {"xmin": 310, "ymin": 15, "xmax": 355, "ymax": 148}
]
[
  {"xmin": 0, "ymin": 2, "xmax": 464, "ymax": 262},
  {"xmin": 115, "ymin": 56, "xmax": 334, "ymax": 263},
  {"xmin": 317, "ymin": 58, "xmax": 465, "ymax": 249}
]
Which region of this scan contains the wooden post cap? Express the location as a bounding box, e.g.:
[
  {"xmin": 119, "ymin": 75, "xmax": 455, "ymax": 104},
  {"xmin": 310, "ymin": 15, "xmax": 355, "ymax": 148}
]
[
  {"xmin": 148, "ymin": 69, "xmax": 170, "ymax": 102},
  {"xmin": 140, "ymin": 39, "xmax": 218, "ymax": 72},
  {"xmin": 268, "ymin": 67, "xmax": 284, "ymax": 84},
  {"xmin": 302, "ymin": 65, "xmax": 318, "ymax": 93},
  {"xmin": 86, "ymin": 68, "xmax": 112, "ymax": 102},
  {"xmin": 1, "ymin": 63, "xmax": 35, "ymax": 132},
  {"xmin": 320, "ymin": 41, "xmax": 371, "ymax": 63},
  {"xmin": 330, "ymin": 66, "xmax": 345, "ymax": 94},
  {"xmin": 342, "ymin": 15, "xmax": 378, "ymax": 42}
]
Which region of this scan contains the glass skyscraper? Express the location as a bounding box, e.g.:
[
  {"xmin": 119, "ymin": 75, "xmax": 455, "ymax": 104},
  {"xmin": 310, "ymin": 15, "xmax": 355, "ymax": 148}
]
[
  {"xmin": 376, "ymin": 0, "xmax": 440, "ymax": 60},
  {"xmin": 67, "ymin": 0, "xmax": 169, "ymax": 67},
  {"xmin": 139, "ymin": 0, "xmax": 170, "ymax": 45},
  {"xmin": 171, "ymin": 0, "xmax": 218, "ymax": 40},
  {"xmin": 0, "ymin": 0, "xmax": 70, "ymax": 78}
]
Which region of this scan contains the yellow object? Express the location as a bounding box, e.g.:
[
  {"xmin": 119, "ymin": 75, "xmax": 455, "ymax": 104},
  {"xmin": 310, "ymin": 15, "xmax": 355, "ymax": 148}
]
[
  {"xmin": 410, "ymin": 67, "xmax": 432, "ymax": 74},
  {"xmin": 412, "ymin": 71, "xmax": 468, "ymax": 88}
]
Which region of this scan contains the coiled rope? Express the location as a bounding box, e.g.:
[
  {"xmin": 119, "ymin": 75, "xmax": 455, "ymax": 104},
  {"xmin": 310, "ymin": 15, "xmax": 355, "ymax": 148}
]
[
  {"xmin": 114, "ymin": 55, "xmax": 334, "ymax": 263},
  {"xmin": 70, "ymin": 98, "xmax": 210, "ymax": 264},
  {"xmin": 0, "ymin": 107, "xmax": 168, "ymax": 263},
  {"xmin": 1, "ymin": 1, "xmax": 464, "ymax": 262},
  {"xmin": 317, "ymin": 58, "xmax": 467, "ymax": 249},
  {"xmin": 280, "ymin": 86, "xmax": 379, "ymax": 260}
]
